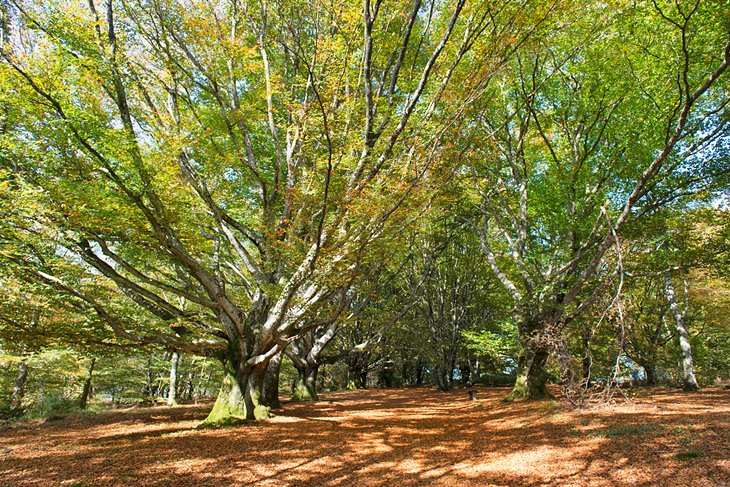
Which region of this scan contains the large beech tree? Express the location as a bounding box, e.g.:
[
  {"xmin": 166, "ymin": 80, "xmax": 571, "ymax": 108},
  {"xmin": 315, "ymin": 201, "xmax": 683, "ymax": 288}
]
[
  {"xmin": 464, "ymin": 0, "xmax": 729, "ymax": 399},
  {"xmin": 0, "ymin": 0, "xmax": 547, "ymax": 420}
]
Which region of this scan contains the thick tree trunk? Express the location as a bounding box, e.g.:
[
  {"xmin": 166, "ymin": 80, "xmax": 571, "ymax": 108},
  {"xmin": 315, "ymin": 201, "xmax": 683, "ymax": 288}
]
[
  {"xmin": 507, "ymin": 317, "xmax": 553, "ymax": 400},
  {"xmin": 291, "ymin": 364, "xmax": 319, "ymax": 401},
  {"xmin": 167, "ymin": 351, "xmax": 179, "ymax": 406},
  {"xmin": 79, "ymin": 358, "xmax": 96, "ymax": 410},
  {"xmin": 262, "ymin": 351, "xmax": 282, "ymax": 409},
  {"xmin": 644, "ymin": 363, "xmax": 657, "ymax": 386},
  {"xmin": 10, "ymin": 360, "xmax": 28, "ymax": 410},
  {"xmin": 664, "ymin": 275, "xmax": 699, "ymax": 391},
  {"xmin": 507, "ymin": 346, "xmax": 552, "ymax": 400},
  {"xmin": 202, "ymin": 360, "xmax": 270, "ymax": 424}
]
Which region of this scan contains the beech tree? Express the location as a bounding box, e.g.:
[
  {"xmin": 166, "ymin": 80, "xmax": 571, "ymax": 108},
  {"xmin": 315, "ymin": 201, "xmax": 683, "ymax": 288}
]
[
  {"xmin": 0, "ymin": 0, "xmax": 551, "ymax": 421},
  {"xmin": 464, "ymin": 0, "xmax": 729, "ymax": 398}
]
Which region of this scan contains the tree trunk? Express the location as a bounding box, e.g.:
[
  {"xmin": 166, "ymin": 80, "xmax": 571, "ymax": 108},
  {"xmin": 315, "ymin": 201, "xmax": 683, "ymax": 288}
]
[
  {"xmin": 416, "ymin": 358, "xmax": 425, "ymax": 385},
  {"xmin": 79, "ymin": 357, "xmax": 96, "ymax": 410},
  {"xmin": 664, "ymin": 274, "xmax": 699, "ymax": 391},
  {"xmin": 347, "ymin": 361, "xmax": 368, "ymax": 389},
  {"xmin": 167, "ymin": 351, "xmax": 179, "ymax": 406},
  {"xmin": 581, "ymin": 335, "xmax": 592, "ymax": 388},
  {"xmin": 262, "ymin": 351, "xmax": 282, "ymax": 409},
  {"xmin": 202, "ymin": 359, "xmax": 270, "ymax": 424},
  {"xmin": 644, "ymin": 363, "xmax": 657, "ymax": 386},
  {"xmin": 506, "ymin": 346, "xmax": 552, "ymax": 400},
  {"xmin": 435, "ymin": 365, "xmax": 451, "ymax": 392},
  {"xmin": 10, "ymin": 360, "xmax": 28, "ymax": 410},
  {"xmin": 291, "ymin": 364, "xmax": 319, "ymax": 401}
]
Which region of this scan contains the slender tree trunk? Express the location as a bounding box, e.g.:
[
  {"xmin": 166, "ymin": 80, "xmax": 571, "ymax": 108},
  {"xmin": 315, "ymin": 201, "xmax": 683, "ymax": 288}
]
[
  {"xmin": 10, "ymin": 360, "xmax": 28, "ymax": 410},
  {"xmin": 262, "ymin": 351, "xmax": 282, "ymax": 409},
  {"xmin": 435, "ymin": 365, "xmax": 451, "ymax": 391},
  {"xmin": 416, "ymin": 358, "xmax": 425, "ymax": 385},
  {"xmin": 79, "ymin": 357, "xmax": 96, "ymax": 410},
  {"xmin": 664, "ymin": 274, "xmax": 699, "ymax": 391},
  {"xmin": 167, "ymin": 351, "xmax": 179, "ymax": 406},
  {"xmin": 581, "ymin": 335, "xmax": 592, "ymax": 388}
]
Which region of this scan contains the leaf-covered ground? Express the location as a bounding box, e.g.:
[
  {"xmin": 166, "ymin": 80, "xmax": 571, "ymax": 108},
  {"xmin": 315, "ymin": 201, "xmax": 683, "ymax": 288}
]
[{"xmin": 1, "ymin": 387, "xmax": 728, "ymax": 486}]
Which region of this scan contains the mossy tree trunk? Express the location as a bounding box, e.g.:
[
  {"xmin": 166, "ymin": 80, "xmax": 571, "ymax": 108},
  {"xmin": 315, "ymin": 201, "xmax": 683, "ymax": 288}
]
[
  {"xmin": 203, "ymin": 321, "xmax": 275, "ymax": 424},
  {"xmin": 507, "ymin": 318, "xmax": 553, "ymax": 400},
  {"xmin": 204, "ymin": 360, "xmax": 270, "ymax": 423},
  {"xmin": 506, "ymin": 314, "xmax": 558, "ymax": 400},
  {"xmin": 291, "ymin": 364, "xmax": 319, "ymax": 401},
  {"xmin": 262, "ymin": 351, "xmax": 282, "ymax": 409},
  {"xmin": 507, "ymin": 346, "xmax": 551, "ymax": 400},
  {"xmin": 435, "ymin": 365, "xmax": 452, "ymax": 392}
]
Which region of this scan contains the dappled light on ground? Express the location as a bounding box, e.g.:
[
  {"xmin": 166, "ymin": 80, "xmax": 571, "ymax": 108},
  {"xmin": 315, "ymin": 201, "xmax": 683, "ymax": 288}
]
[{"xmin": 1, "ymin": 387, "xmax": 728, "ymax": 486}]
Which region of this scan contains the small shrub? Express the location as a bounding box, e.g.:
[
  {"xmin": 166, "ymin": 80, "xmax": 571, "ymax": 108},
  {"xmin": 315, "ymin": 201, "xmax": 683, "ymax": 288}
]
[{"xmin": 26, "ymin": 393, "xmax": 78, "ymax": 419}]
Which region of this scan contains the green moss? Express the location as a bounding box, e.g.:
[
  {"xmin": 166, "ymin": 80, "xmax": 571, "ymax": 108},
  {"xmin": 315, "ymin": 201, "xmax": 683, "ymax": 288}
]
[
  {"xmin": 196, "ymin": 416, "xmax": 248, "ymax": 430},
  {"xmin": 291, "ymin": 383, "xmax": 316, "ymax": 401},
  {"xmin": 253, "ymin": 405, "xmax": 272, "ymax": 420}
]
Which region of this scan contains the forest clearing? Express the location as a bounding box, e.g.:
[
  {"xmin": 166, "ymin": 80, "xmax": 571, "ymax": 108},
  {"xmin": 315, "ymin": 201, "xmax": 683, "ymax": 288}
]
[
  {"xmin": 1, "ymin": 386, "xmax": 728, "ymax": 486},
  {"xmin": 1, "ymin": 0, "xmax": 730, "ymax": 485}
]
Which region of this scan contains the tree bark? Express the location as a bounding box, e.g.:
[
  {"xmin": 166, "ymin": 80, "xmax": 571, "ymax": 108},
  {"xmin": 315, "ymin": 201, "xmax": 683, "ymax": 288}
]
[
  {"xmin": 664, "ymin": 274, "xmax": 699, "ymax": 391},
  {"xmin": 507, "ymin": 345, "xmax": 552, "ymax": 400},
  {"xmin": 10, "ymin": 360, "xmax": 28, "ymax": 410},
  {"xmin": 262, "ymin": 351, "xmax": 282, "ymax": 409},
  {"xmin": 507, "ymin": 318, "xmax": 553, "ymax": 400},
  {"xmin": 202, "ymin": 350, "xmax": 271, "ymax": 424},
  {"xmin": 644, "ymin": 363, "xmax": 657, "ymax": 386},
  {"xmin": 291, "ymin": 364, "xmax": 319, "ymax": 401},
  {"xmin": 79, "ymin": 357, "xmax": 96, "ymax": 410},
  {"xmin": 435, "ymin": 365, "xmax": 451, "ymax": 391},
  {"xmin": 167, "ymin": 351, "xmax": 179, "ymax": 406}
]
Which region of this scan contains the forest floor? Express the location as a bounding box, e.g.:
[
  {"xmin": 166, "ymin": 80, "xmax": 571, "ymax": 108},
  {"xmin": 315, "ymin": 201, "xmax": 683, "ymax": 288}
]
[{"xmin": 0, "ymin": 386, "xmax": 728, "ymax": 486}]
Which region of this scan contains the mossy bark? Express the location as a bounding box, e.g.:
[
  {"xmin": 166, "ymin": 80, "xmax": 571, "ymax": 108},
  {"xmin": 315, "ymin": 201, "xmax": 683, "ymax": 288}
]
[
  {"xmin": 202, "ymin": 362, "xmax": 270, "ymax": 425},
  {"xmin": 262, "ymin": 352, "xmax": 282, "ymax": 409},
  {"xmin": 291, "ymin": 365, "xmax": 319, "ymax": 401},
  {"xmin": 506, "ymin": 347, "xmax": 552, "ymax": 400},
  {"xmin": 203, "ymin": 371, "xmax": 247, "ymax": 424}
]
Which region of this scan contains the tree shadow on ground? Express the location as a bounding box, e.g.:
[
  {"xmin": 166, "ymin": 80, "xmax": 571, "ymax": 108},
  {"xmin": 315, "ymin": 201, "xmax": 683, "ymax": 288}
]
[{"xmin": 0, "ymin": 387, "xmax": 728, "ymax": 486}]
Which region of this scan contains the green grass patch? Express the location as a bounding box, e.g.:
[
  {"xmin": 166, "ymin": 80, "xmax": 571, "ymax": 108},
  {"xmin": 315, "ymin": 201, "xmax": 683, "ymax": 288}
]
[
  {"xmin": 674, "ymin": 450, "xmax": 703, "ymax": 460},
  {"xmin": 595, "ymin": 424, "xmax": 659, "ymax": 439}
]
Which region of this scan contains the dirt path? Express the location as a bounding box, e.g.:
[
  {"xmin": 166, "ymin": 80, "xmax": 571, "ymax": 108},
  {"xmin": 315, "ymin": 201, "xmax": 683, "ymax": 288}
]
[{"xmin": 1, "ymin": 387, "xmax": 728, "ymax": 486}]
